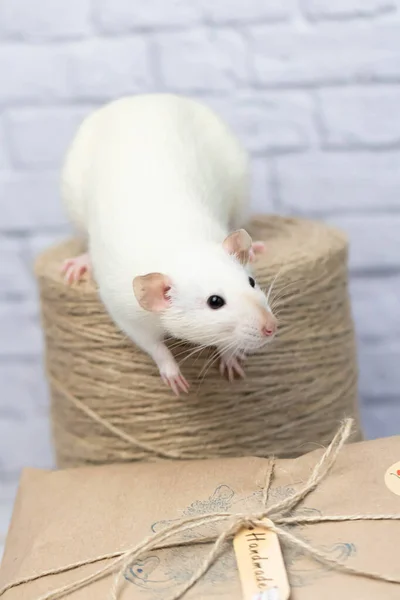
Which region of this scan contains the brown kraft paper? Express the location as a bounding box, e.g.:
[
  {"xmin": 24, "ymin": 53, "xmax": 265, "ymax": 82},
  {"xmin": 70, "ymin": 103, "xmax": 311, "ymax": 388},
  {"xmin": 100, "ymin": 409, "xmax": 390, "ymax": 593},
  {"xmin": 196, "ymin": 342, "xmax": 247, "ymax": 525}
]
[{"xmin": 0, "ymin": 435, "xmax": 399, "ymax": 599}]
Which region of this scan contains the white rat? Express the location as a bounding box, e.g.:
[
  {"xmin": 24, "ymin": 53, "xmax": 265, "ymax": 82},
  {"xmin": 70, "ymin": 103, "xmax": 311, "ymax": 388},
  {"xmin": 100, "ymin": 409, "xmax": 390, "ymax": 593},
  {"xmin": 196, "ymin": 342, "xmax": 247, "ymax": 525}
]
[{"xmin": 61, "ymin": 94, "xmax": 277, "ymax": 395}]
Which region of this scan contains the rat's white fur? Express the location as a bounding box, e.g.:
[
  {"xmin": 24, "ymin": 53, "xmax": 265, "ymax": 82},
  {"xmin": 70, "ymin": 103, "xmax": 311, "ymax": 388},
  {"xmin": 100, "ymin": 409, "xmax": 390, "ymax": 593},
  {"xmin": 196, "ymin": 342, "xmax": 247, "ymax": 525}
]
[{"xmin": 61, "ymin": 94, "xmax": 275, "ymax": 392}]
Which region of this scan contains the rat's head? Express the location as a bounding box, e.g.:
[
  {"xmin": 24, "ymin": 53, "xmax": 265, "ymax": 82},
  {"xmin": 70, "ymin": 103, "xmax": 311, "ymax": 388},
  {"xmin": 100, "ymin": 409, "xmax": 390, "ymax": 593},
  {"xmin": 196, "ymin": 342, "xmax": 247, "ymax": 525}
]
[{"xmin": 133, "ymin": 230, "xmax": 277, "ymax": 355}]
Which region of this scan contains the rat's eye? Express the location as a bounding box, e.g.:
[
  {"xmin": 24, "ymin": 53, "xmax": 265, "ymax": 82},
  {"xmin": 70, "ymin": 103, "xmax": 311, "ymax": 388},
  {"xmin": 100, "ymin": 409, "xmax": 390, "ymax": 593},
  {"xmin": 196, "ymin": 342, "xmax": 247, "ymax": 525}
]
[
  {"xmin": 207, "ymin": 295, "xmax": 226, "ymax": 309},
  {"xmin": 249, "ymin": 277, "xmax": 256, "ymax": 288}
]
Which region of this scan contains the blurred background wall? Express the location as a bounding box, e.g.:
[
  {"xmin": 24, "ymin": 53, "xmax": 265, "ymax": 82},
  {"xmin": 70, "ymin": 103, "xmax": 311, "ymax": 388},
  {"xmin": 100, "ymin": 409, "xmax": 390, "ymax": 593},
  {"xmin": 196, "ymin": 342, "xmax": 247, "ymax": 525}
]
[{"xmin": 1, "ymin": 0, "xmax": 400, "ymax": 547}]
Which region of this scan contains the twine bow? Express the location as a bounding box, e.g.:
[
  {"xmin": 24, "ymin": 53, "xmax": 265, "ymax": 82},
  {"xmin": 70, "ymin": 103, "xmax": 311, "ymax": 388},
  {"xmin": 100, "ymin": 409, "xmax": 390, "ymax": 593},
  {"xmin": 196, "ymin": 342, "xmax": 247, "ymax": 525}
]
[{"xmin": 1, "ymin": 419, "xmax": 400, "ymax": 600}]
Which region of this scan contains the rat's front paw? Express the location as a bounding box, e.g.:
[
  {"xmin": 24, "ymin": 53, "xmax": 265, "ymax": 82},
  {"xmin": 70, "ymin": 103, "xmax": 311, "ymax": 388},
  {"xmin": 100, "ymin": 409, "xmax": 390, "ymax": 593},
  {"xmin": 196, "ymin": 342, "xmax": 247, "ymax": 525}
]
[
  {"xmin": 160, "ymin": 362, "xmax": 190, "ymax": 396},
  {"xmin": 219, "ymin": 352, "xmax": 246, "ymax": 382}
]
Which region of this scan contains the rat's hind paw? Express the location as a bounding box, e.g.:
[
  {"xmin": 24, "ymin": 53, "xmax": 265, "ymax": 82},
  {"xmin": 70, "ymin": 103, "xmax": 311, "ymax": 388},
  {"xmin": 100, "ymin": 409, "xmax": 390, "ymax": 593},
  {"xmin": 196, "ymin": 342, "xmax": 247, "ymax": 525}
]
[
  {"xmin": 61, "ymin": 253, "xmax": 92, "ymax": 284},
  {"xmin": 219, "ymin": 354, "xmax": 246, "ymax": 382}
]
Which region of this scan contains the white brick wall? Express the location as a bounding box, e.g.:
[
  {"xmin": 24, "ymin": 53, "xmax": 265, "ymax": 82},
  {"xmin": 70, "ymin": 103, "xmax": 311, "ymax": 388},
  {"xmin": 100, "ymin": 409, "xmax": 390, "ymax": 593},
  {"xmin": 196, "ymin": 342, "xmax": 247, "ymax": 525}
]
[
  {"xmin": 0, "ymin": 0, "xmax": 92, "ymax": 41},
  {"xmin": 1, "ymin": 0, "xmax": 400, "ymax": 549}
]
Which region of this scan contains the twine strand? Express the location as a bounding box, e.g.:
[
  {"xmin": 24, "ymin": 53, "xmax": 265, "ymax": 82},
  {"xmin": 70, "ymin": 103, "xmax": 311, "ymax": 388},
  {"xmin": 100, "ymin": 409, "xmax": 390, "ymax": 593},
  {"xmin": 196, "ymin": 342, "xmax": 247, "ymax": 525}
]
[
  {"xmin": 267, "ymin": 418, "xmax": 352, "ymax": 518},
  {"xmin": 1, "ymin": 419, "xmax": 400, "ymax": 600},
  {"xmin": 271, "ymin": 523, "xmax": 400, "ymax": 585},
  {"xmin": 50, "ymin": 377, "xmax": 181, "ymax": 460}
]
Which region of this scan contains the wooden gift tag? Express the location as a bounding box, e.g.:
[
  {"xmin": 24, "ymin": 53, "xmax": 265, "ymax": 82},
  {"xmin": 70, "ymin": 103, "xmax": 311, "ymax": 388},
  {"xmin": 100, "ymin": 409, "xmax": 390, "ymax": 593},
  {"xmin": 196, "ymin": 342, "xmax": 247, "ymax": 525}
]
[{"xmin": 233, "ymin": 519, "xmax": 290, "ymax": 600}]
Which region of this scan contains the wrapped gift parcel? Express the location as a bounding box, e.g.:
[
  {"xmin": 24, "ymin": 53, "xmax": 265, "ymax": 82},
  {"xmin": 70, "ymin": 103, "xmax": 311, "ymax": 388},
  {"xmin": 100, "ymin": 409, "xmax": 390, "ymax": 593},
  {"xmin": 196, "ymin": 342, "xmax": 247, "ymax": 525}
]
[{"xmin": 0, "ymin": 425, "xmax": 399, "ymax": 600}]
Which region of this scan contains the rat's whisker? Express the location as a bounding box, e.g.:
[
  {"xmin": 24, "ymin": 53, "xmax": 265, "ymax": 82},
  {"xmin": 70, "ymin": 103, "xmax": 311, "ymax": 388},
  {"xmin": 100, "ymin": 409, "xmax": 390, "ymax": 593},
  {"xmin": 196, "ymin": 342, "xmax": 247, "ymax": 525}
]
[
  {"xmin": 271, "ymin": 277, "xmax": 306, "ymax": 300},
  {"xmin": 266, "ymin": 267, "xmax": 284, "ymax": 305},
  {"xmin": 177, "ymin": 344, "xmax": 210, "ymax": 366},
  {"xmin": 196, "ymin": 341, "xmax": 232, "ymax": 379},
  {"xmin": 269, "ymin": 280, "xmax": 308, "ymax": 309},
  {"xmin": 197, "ymin": 348, "xmax": 220, "ymax": 386},
  {"xmin": 166, "ymin": 332, "xmax": 217, "ymax": 351}
]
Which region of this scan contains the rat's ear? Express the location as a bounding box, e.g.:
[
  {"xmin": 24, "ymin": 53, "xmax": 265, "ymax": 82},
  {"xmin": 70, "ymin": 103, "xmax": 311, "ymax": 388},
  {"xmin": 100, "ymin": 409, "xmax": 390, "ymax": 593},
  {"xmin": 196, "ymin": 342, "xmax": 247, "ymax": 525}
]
[
  {"xmin": 222, "ymin": 229, "xmax": 252, "ymax": 265},
  {"xmin": 249, "ymin": 241, "xmax": 266, "ymax": 263},
  {"xmin": 133, "ymin": 273, "xmax": 172, "ymax": 312}
]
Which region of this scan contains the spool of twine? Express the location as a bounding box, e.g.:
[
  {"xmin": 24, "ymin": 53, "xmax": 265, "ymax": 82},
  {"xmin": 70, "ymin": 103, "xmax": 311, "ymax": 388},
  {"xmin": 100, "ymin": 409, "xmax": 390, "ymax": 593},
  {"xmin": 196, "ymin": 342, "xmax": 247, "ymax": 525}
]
[{"xmin": 35, "ymin": 216, "xmax": 362, "ymax": 468}]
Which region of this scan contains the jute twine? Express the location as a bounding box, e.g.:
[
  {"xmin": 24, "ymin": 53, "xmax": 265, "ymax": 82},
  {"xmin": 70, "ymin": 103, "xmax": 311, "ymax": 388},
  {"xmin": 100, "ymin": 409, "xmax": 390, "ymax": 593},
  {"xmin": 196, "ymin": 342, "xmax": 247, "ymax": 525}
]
[
  {"xmin": 1, "ymin": 419, "xmax": 399, "ymax": 600},
  {"xmin": 35, "ymin": 216, "xmax": 362, "ymax": 468}
]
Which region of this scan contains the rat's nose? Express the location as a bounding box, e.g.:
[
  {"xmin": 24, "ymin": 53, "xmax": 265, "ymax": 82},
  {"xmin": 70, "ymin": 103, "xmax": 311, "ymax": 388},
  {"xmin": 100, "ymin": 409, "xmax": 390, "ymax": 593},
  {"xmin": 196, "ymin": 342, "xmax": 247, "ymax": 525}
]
[{"xmin": 261, "ymin": 318, "xmax": 277, "ymax": 337}]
